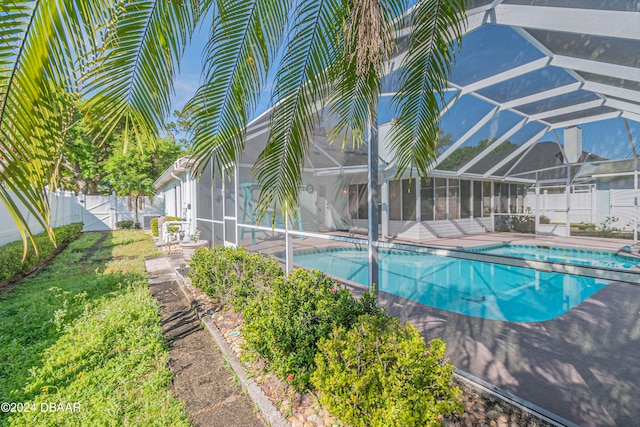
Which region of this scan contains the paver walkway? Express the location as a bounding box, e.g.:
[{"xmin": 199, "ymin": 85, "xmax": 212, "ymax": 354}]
[{"xmin": 146, "ymin": 257, "xmax": 265, "ymax": 427}]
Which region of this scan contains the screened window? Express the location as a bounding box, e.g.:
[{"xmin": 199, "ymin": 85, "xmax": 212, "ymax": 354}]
[
  {"xmin": 349, "ymin": 185, "xmax": 358, "ymax": 218},
  {"xmin": 473, "ymin": 181, "xmax": 482, "ymax": 218},
  {"xmin": 495, "ymin": 183, "xmax": 508, "ymax": 213},
  {"xmin": 421, "ymin": 178, "xmax": 434, "ymax": 221},
  {"xmin": 389, "ymin": 180, "xmax": 402, "ymax": 220},
  {"xmin": 348, "ymin": 184, "xmax": 369, "ymax": 219},
  {"xmin": 460, "ymin": 180, "xmax": 471, "ymax": 218},
  {"xmin": 435, "ymin": 178, "xmax": 447, "ymax": 220},
  {"xmin": 389, "ymin": 179, "xmax": 416, "ymax": 221},
  {"xmin": 482, "ymin": 182, "xmax": 491, "ymax": 217},
  {"xmin": 349, "ymin": 184, "xmax": 383, "ymax": 222},
  {"xmin": 449, "ymin": 179, "xmax": 459, "ymax": 219},
  {"xmin": 402, "ymin": 179, "xmax": 416, "ymax": 221},
  {"xmin": 509, "ymin": 184, "xmax": 518, "ymax": 213},
  {"xmin": 357, "ymin": 184, "xmax": 368, "ymax": 219}
]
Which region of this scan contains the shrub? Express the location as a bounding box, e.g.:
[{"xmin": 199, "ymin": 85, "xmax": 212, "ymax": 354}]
[
  {"xmin": 0, "ymin": 223, "xmax": 83, "ymax": 282},
  {"xmin": 312, "ymin": 314, "xmax": 462, "ymax": 427},
  {"xmin": 188, "ymin": 246, "xmax": 284, "ymax": 311},
  {"xmin": 150, "ymin": 216, "xmax": 182, "ymax": 237},
  {"xmin": 116, "ymin": 220, "xmax": 134, "ymax": 229},
  {"xmin": 242, "ymin": 269, "xmax": 379, "ymax": 391}
]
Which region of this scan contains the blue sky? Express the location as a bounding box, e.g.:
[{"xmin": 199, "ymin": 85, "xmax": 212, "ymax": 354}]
[
  {"xmin": 170, "ymin": 20, "xmax": 639, "ymax": 162},
  {"xmin": 170, "ymin": 14, "xmax": 273, "ymax": 120}
]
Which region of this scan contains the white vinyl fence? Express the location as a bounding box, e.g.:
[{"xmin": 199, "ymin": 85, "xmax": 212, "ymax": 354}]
[
  {"xmin": 0, "ymin": 190, "xmax": 165, "ymax": 247},
  {"xmin": 0, "ymin": 190, "xmax": 83, "ymax": 247}
]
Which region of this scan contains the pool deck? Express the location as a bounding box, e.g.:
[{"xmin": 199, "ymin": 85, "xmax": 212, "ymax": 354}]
[
  {"xmin": 376, "ymin": 280, "xmax": 639, "ymax": 427},
  {"xmin": 240, "ymin": 231, "xmax": 640, "ymax": 426}
]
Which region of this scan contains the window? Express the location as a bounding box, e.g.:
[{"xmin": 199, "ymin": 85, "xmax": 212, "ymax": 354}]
[
  {"xmin": 509, "ymin": 184, "xmax": 518, "ymax": 213},
  {"xmin": 357, "ymin": 184, "xmax": 368, "ymax": 219},
  {"xmin": 348, "ymin": 184, "xmax": 382, "ymax": 223},
  {"xmin": 495, "ymin": 182, "xmax": 508, "ymax": 213},
  {"xmin": 460, "ymin": 180, "xmax": 471, "ymax": 218},
  {"xmin": 421, "ymin": 178, "xmax": 434, "ymax": 221},
  {"xmin": 402, "ymin": 179, "xmax": 416, "ymax": 221},
  {"xmin": 348, "ymin": 184, "xmax": 368, "ymax": 219},
  {"xmin": 435, "ymin": 178, "xmax": 447, "ymax": 220},
  {"xmin": 482, "ymin": 182, "xmax": 491, "ymax": 217},
  {"xmin": 349, "ymin": 185, "xmax": 358, "ymax": 218},
  {"xmin": 473, "ymin": 181, "xmax": 482, "ymax": 218},
  {"xmin": 389, "ymin": 179, "xmax": 416, "ymax": 221},
  {"xmin": 389, "ymin": 180, "xmax": 401, "ymax": 220},
  {"xmin": 448, "ymin": 179, "xmax": 459, "ymax": 219}
]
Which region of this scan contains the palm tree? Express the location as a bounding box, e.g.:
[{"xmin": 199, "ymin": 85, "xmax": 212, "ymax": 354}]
[
  {"xmin": 0, "ymin": 0, "xmax": 466, "ymax": 247},
  {"xmin": 113, "ymin": 174, "xmax": 155, "ymax": 229}
]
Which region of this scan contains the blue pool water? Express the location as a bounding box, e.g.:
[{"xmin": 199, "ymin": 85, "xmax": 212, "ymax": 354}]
[
  {"xmin": 293, "ymin": 248, "xmax": 608, "ymax": 322},
  {"xmin": 465, "ymin": 244, "xmax": 639, "ymax": 270}
]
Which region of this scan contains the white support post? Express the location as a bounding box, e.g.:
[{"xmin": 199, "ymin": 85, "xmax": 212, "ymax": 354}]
[
  {"xmin": 111, "ymin": 190, "xmax": 117, "ymax": 230},
  {"xmin": 221, "ymin": 173, "xmax": 226, "ymax": 243},
  {"xmin": 566, "ymin": 165, "xmax": 571, "ymax": 237},
  {"xmin": 490, "ymin": 181, "xmax": 495, "ymax": 231},
  {"xmin": 535, "ymin": 172, "xmax": 539, "ymax": 237},
  {"xmin": 234, "ymin": 163, "xmax": 240, "ymax": 245},
  {"xmin": 285, "ymin": 212, "xmax": 294, "ymax": 273},
  {"xmin": 367, "ymin": 108, "xmax": 379, "ymax": 295},
  {"xmin": 635, "ymin": 159, "xmax": 638, "ymax": 242},
  {"xmin": 470, "ymin": 180, "xmax": 474, "ymax": 234},
  {"xmin": 415, "ymin": 178, "xmax": 421, "ymax": 223},
  {"xmin": 381, "ymin": 180, "xmax": 389, "ymax": 238}
]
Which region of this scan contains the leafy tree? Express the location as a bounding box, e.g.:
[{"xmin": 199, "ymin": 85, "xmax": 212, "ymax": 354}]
[
  {"xmin": 437, "ymin": 138, "xmax": 516, "ymax": 171},
  {"xmin": 52, "ymin": 92, "xmax": 120, "ymax": 194},
  {"xmin": 53, "ymin": 92, "xmax": 184, "ymax": 195},
  {"xmin": 1, "ymin": 0, "xmax": 466, "ymax": 245}
]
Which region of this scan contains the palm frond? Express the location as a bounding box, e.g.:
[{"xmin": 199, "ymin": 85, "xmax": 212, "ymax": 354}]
[
  {"xmin": 82, "ymin": 0, "xmax": 202, "ymax": 148},
  {"xmin": 184, "ymin": 0, "xmax": 288, "ymax": 175},
  {"xmin": 0, "ymin": 0, "xmax": 111, "ymax": 250},
  {"xmin": 327, "ymin": 0, "xmax": 405, "ymax": 148},
  {"xmin": 253, "ymin": 0, "xmax": 349, "ymax": 221},
  {"xmin": 388, "ymin": 0, "xmax": 466, "ymax": 177}
]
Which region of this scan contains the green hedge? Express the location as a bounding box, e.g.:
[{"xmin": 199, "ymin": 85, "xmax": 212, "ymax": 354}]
[
  {"xmin": 312, "ymin": 314, "xmax": 462, "ymax": 427},
  {"xmin": 116, "ymin": 220, "xmax": 135, "ymax": 229},
  {"xmin": 242, "ymin": 269, "xmax": 379, "ymax": 390},
  {"xmin": 0, "ymin": 223, "xmax": 83, "ymax": 282},
  {"xmin": 187, "ymin": 247, "xmax": 461, "ymax": 425},
  {"xmin": 188, "ymin": 246, "xmax": 284, "ymax": 311},
  {"xmin": 150, "ymin": 216, "xmax": 182, "ymax": 237}
]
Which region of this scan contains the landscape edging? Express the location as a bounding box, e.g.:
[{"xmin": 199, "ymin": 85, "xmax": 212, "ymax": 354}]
[{"xmin": 171, "ymin": 265, "xmax": 290, "ymax": 427}]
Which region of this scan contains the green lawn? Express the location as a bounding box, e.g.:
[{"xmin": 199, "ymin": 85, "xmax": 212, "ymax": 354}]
[{"xmin": 0, "ymin": 230, "xmax": 189, "ymax": 427}]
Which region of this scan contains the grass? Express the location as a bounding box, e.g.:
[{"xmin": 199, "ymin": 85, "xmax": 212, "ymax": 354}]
[{"xmin": 0, "ymin": 230, "xmax": 189, "ymax": 427}]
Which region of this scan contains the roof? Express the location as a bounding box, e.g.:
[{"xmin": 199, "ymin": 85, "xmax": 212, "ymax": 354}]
[
  {"xmin": 153, "ymin": 157, "xmax": 193, "ymax": 190},
  {"xmin": 240, "ymin": 0, "xmax": 640, "ymax": 180}
]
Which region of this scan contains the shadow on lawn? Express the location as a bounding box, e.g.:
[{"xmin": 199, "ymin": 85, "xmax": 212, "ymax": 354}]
[{"xmin": 0, "ymin": 231, "xmax": 153, "ymax": 409}]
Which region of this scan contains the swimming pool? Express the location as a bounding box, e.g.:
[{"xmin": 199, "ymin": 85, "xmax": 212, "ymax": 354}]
[
  {"xmin": 465, "ymin": 244, "xmax": 639, "ymax": 270},
  {"xmin": 293, "ymin": 248, "xmax": 608, "ymax": 322}
]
